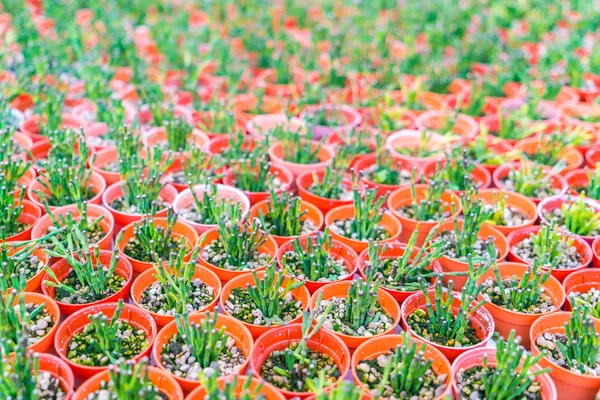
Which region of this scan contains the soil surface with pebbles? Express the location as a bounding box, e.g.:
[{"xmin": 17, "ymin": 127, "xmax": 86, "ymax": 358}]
[
  {"xmin": 500, "ymin": 175, "xmax": 559, "ymax": 199},
  {"xmin": 433, "ymin": 231, "xmax": 496, "ymax": 261},
  {"xmin": 21, "ymin": 302, "xmax": 56, "ymax": 345},
  {"xmin": 140, "ymin": 279, "xmax": 215, "ymax": 315},
  {"xmin": 36, "ymin": 371, "xmax": 66, "ymax": 400},
  {"xmin": 568, "ymin": 287, "xmax": 600, "ymax": 310},
  {"xmin": 329, "ymin": 219, "xmax": 390, "ymax": 241},
  {"xmin": 396, "ymin": 202, "xmax": 451, "ymax": 222},
  {"xmin": 407, "ymin": 309, "xmax": 480, "ymax": 347},
  {"xmin": 308, "ymin": 182, "xmax": 353, "ymax": 201},
  {"xmin": 536, "ymin": 331, "xmax": 600, "ymax": 375},
  {"xmin": 201, "ymin": 240, "xmax": 270, "ymax": 271},
  {"xmin": 52, "ymin": 269, "xmax": 127, "ymax": 305},
  {"xmin": 480, "ymin": 277, "xmax": 555, "ymax": 314},
  {"xmin": 483, "ymin": 203, "xmax": 530, "ymax": 227},
  {"xmin": 456, "ymin": 365, "xmax": 542, "ymax": 400},
  {"xmin": 362, "ymin": 164, "xmax": 413, "ymax": 186},
  {"xmin": 315, "ymin": 297, "xmax": 393, "ymax": 337},
  {"xmin": 160, "ymin": 334, "xmax": 245, "ymax": 380},
  {"xmin": 542, "ymin": 207, "xmax": 600, "ymax": 236},
  {"xmin": 511, "ymin": 237, "xmax": 582, "ymax": 269},
  {"xmin": 224, "ymin": 288, "xmax": 303, "ymax": 326},
  {"xmin": 281, "ymin": 250, "xmax": 349, "ymax": 282}
]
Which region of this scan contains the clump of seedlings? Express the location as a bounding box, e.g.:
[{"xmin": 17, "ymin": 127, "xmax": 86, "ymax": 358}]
[
  {"xmin": 113, "ymin": 148, "xmax": 173, "ymax": 214},
  {"xmin": 483, "ymin": 193, "xmax": 530, "ymax": 228},
  {"xmin": 140, "ymin": 247, "xmax": 215, "ymax": 316},
  {"xmin": 179, "ymin": 181, "xmax": 242, "ymax": 226},
  {"xmin": 165, "ymin": 146, "xmax": 225, "ymax": 186},
  {"xmin": 0, "ymin": 334, "xmax": 66, "ymax": 400},
  {"xmin": 569, "ymin": 288, "xmax": 600, "ymax": 319},
  {"xmin": 67, "ymin": 299, "xmax": 148, "ymax": 367},
  {"xmin": 510, "ymin": 222, "xmax": 581, "ymax": 270},
  {"xmin": 160, "ymin": 116, "xmax": 194, "ymax": 153},
  {"xmin": 329, "ymin": 185, "xmax": 390, "ymax": 241},
  {"xmin": 456, "ymin": 330, "xmax": 550, "ymax": 399},
  {"xmin": 406, "ymin": 256, "xmax": 491, "ymax": 348},
  {"xmin": 123, "ymin": 208, "xmax": 191, "ymax": 264},
  {"xmin": 0, "ymin": 274, "xmax": 55, "ymax": 348},
  {"xmin": 200, "ymin": 211, "xmax": 271, "ymax": 271},
  {"xmin": 224, "ymin": 262, "xmax": 305, "ymax": 326},
  {"xmin": 432, "ymin": 190, "xmax": 495, "ymax": 262},
  {"xmin": 356, "ymin": 330, "xmax": 448, "ymax": 399},
  {"xmin": 198, "ymin": 370, "xmax": 264, "ymax": 400},
  {"xmin": 39, "ymin": 199, "xmax": 107, "ymax": 250},
  {"xmin": 314, "ymin": 269, "xmax": 393, "ymax": 337},
  {"xmin": 395, "ymin": 170, "xmax": 451, "ymax": 222},
  {"xmin": 542, "ymin": 193, "xmax": 600, "ymax": 237},
  {"xmin": 0, "ymin": 239, "xmax": 45, "ymax": 285},
  {"xmin": 0, "ymin": 142, "xmax": 32, "ymax": 194},
  {"xmin": 500, "ymin": 162, "xmax": 561, "ymax": 199},
  {"xmin": 161, "ymin": 311, "xmax": 246, "ymax": 380},
  {"xmin": 280, "ymin": 229, "xmax": 350, "ymax": 282},
  {"xmin": 494, "ymin": 105, "xmax": 546, "ymax": 141},
  {"xmin": 43, "ymin": 227, "xmax": 126, "ymax": 304},
  {"xmin": 35, "ymin": 140, "xmax": 97, "ymax": 207},
  {"xmin": 535, "ymin": 307, "xmax": 600, "ymax": 375},
  {"xmin": 255, "ymin": 189, "xmax": 315, "ymax": 237},
  {"xmin": 431, "ymin": 147, "xmax": 478, "ymax": 191},
  {"xmin": 218, "ymin": 130, "xmax": 265, "ymax": 164},
  {"xmin": 261, "ymin": 296, "xmax": 340, "ymax": 392},
  {"xmin": 229, "ymin": 154, "xmax": 285, "ymax": 193},
  {"xmin": 308, "ymin": 371, "xmax": 366, "ymax": 400},
  {"xmin": 392, "ymin": 130, "xmax": 451, "ymax": 159},
  {"xmin": 521, "ymin": 131, "xmax": 571, "ymax": 168},
  {"xmin": 0, "ymin": 189, "xmax": 28, "ymax": 237},
  {"xmin": 308, "ymin": 149, "xmax": 353, "ymax": 201},
  {"xmin": 361, "ymin": 135, "xmax": 413, "ymax": 186},
  {"xmin": 364, "ymin": 224, "xmax": 445, "ymax": 292},
  {"xmin": 480, "ymin": 259, "xmax": 557, "ymax": 314},
  {"xmin": 273, "ymin": 125, "xmax": 323, "ymax": 165},
  {"xmin": 571, "ymin": 165, "xmax": 600, "ymax": 200},
  {"xmin": 86, "ymin": 358, "xmax": 167, "ymax": 400},
  {"xmin": 462, "ymin": 128, "xmax": 519, "ymax": 166}
]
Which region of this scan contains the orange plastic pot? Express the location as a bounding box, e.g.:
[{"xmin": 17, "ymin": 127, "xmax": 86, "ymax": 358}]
[
  {"xmin": 424, "ymin": 158, "xmax": 491, "ymax": 190},
  {"xmin": 516, "ymin": 137, "xmax": 583, "ymax": 174},
  {"xmin": 296, "ymin": 171, "xmax": 357, "ymax": 215},
  {"xmin": 452, "ymin": 347, "xmax": 557, "ymax": 400},
  {"xmin": 530, "ymin": 312, "xmax": 600, "ymax": 400},
  {"xmin": 222, "ymin": 164, "xmax": 294, "ymax": 205},
  {"xmin": 152, "ymin": 312, "xmax": 253, "ymax": 392},
  {"xmin": 91, "ymin": 147, "xmax": 120, "ymax": 187},
  {"xmin": 586, "ymin": 144, "xmax": 600, "ymax": 169},
  {"xmin": 357, "ymin": 243, "xmax": 442, "ymax": 304},
  {"xmin": 493, "ymin": 162, "xmax": 568, "ymax": 204},
  {"xmin": 500, "ymin": 98, "xmax": 561, "ymax": 125},
  {"xmin": 415, "ymin": 110, "xmax": 479, "ymax": 138},
  {"xmin": 220, "ymin": 270, "xmax": 310, "ymax": 338},
  {"xmin": 12, "ymin": 131, "xmax": 33, "ymax": 154},
  {"xmin": 593, "ymin": 237, "xmax": 600, "ymax": 268},
  {"xmin": 386, "ymin": 129, "xmax": 450, "ymax": 166},
  {"xmin": 325, "ymin": 205, "xmax": 402, "ymax": 254},
  {"xmin": 38, "ymin": 353, "xmax": 75, "ymax": 399},
  {"xmin": 351, "ymin": 334, "xmax": 453, "ymax": 399},
  {"xmin": 185, "ymin": 375, "xmax": 285, "ymax": 400},
  {"xmin": 538, "ymin": 195, "xmax": 600, "ymax": 245},
  {"xmin": 308, "ymin": 281, "xmax": 400, "ymax": 349},
  {"xmin": 28, "ymin": 170, "xmax": 106, "ymax": 211},
  {"xmin": 73, "ymin": 365, "xmax": 183, "ymax": 400},
  {"xmin": 31, "ymin": 204, "xmax": 114, "ymax": 251},
  {"xmin": 55, "ymin": 302, "xmax": 157, "ymax": 379},
  {"xmin": 387, "ymin": 185, "xmax": 460, "ymax": 246},
  {"xmin": 5, "ymin": 242, "xmax": 49, "ymax": 291},
  {"xmin": 248, "ymin": 199, "xmax": 324, "ymax": 247},
  {"xmin": 197, "ymin": 227, "xmax": 278, "ymax": 282},
  {"xmin": 233, "ymin": 94, "xmax": 284, "ymax": 126},
  {"xmin": 173, "ymin": 184, "xmax": 250, "ymax": 235},
  {"xmin": 564, "ymin": 168, "xmax": 589, "ymax": 195},
  {"xmin": 250, "ymin": 323, "xmax": 351, "ymax": 399},
  {"xmin": 477, "ymin": 188, "xmax": 538, "ymax": 236},
  {"xmin": 268, "ymin": 140, "xmax": 335, "ymax": 179},
  {"xmin": 131, "ymin": 264, "xmax": 221, "ymax": 326},
  {"xmin": 476, "ymin": 262, "xmax": 565, "ymax": 349},
  {"xmin": 562, "ymin": 268, "xmax": 600, "ymax": 311},
  {"xmin": 431, "ymin": 219, "xmax": 508, "ymax": 290},
  {"xmin": 20, "ymin": 113, "xmax": 87, "ymax": 142},
  {"xmin": 352, "ymin": 152, "xmax": 418, "ymax": 199},
  {"xmin": 401, "ymin": 289, "xmax": 495, "ymax": 361},
  {"xmin": 101, "ymin": 181, "xmax": 178, "ymax": 232},
  {"xmin": 5, "ymin": 199, "xmax": 41, "ymax": 242},
  {"xmin": 11, "ymin": 292, "xmax": 60, "ymax": 353},
  {"xmin": 41, "ymin": 251, "xmax": 133, "ymax": 315},
  {"xmin": 276, "ymin": 235, "xmax": 358, "ymax": 294},
  {"xmin": 117, "ymin": 217, "xmax": 198, "ymax": 273},
  {"xmin": 507, "ymin": 226, "xmax": 593, "ymax": 282}
]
